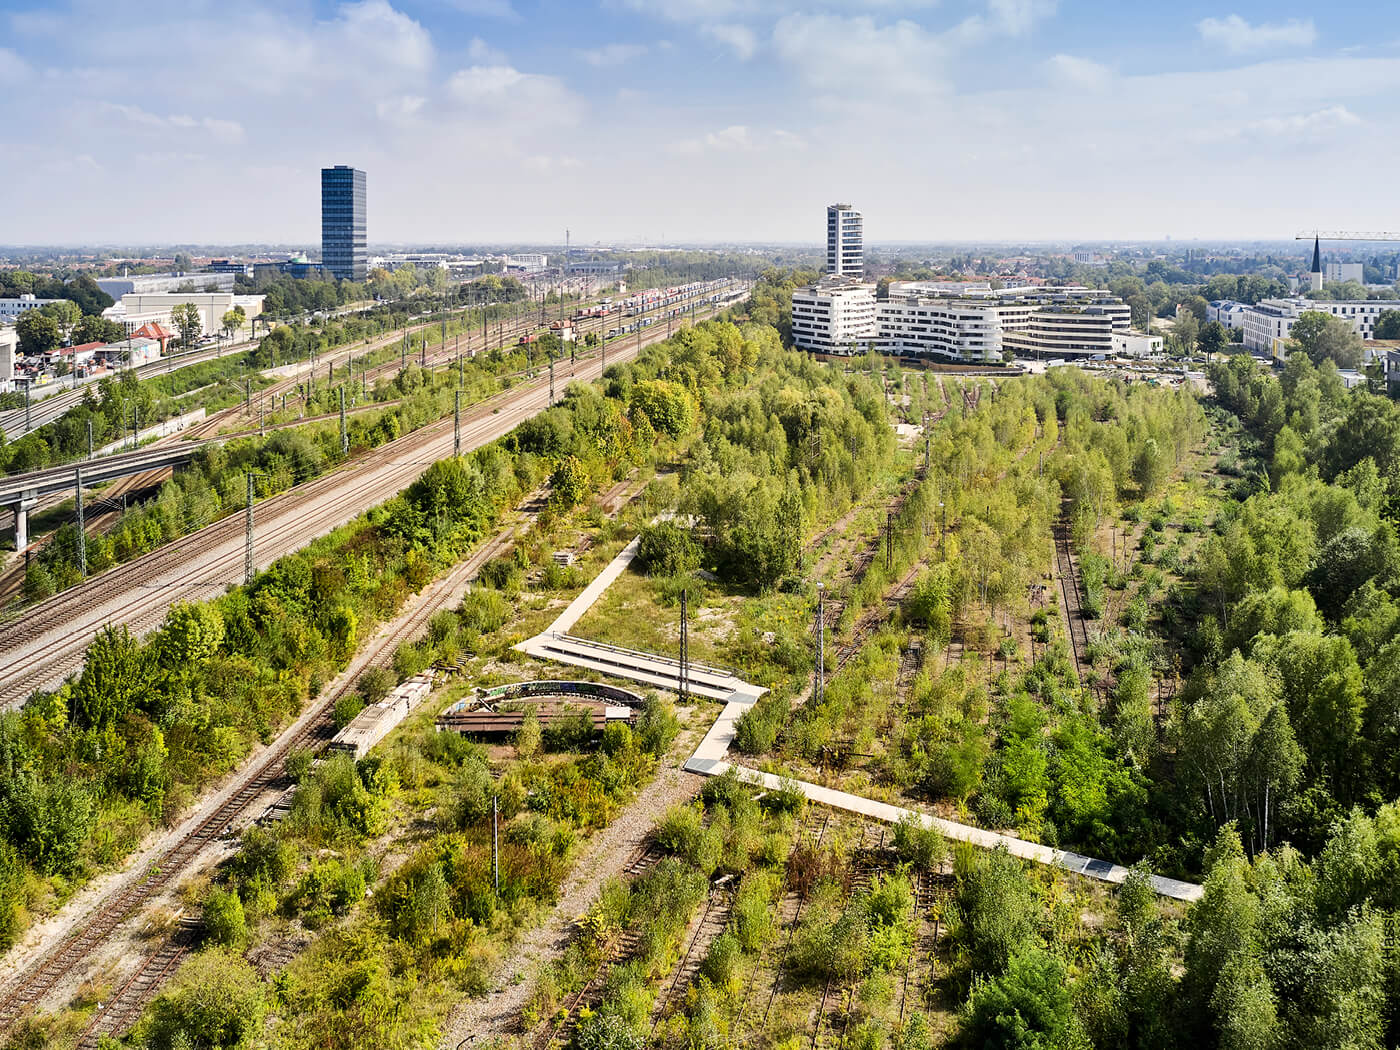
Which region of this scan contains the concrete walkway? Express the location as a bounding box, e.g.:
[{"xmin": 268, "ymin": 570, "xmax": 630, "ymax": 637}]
[{"xmin": 521, "ymin": 528, "xmax": 1204, "ymax": 903}]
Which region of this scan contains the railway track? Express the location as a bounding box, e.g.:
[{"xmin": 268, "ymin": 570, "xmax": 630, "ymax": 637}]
[
  {"xmin": 759, "ymin": 812, "xmax": 831, "ymax": 1030},
  {"xmin": 76, "ymin": 918, "xmax": 199, "ymax": 1049},
  {"xmin": 651, "ymin": 876, "xmax": 735, "ymax": 1030},
  {"xmin": 0, "ymin": 487, "xmax": 544, "ymax": 1037},
  {"xmin": 810, "ymin": 824, "xmax": 885, "ymax": 1050},
  {"xmin": 533, "ymin": 839, "xmax": 666, "ymax": 1050},
  {"xmin": 1052, "ymin": 520, "xmax": 1092, "ymax": 688},
  {"xmin": 896, "ymin": 869, "xmax": 949, "ymax": 1026},
  {"xmin": 0, "ymin": 296, "xmax": 740, "ymax": 708}
]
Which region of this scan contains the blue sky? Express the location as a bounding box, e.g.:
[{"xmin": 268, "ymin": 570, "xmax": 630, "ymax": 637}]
[{"xmin": 1, "ymin": 0, "xmax": 1397, "ymax": 246}]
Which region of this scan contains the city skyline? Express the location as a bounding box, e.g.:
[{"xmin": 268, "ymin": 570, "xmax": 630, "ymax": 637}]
[{"xmin": 1, "ymin": 0, "xmax": 1397, "ymax": 244}]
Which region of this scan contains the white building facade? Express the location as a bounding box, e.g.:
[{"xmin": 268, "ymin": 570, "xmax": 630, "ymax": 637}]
[
  {"xmin": 0, "ymin": 325, "xmax": 16, "ymax": 391},
  {"xmin": 791, "ymin": 280, "xmax": 878, "ymax": 353},
  {"xmin": 104, "ymin": 292, "xmax": 264, "ymax": 337},
  {"xmin": 1208, "ymin": 300, "xmax": 1250, "ymax": 330},
  {"xmin": 1325, "ymin": 262, "xmax": 1364, "ymax": 285},
  {"xmin": 793, "ymin": 282, "xmax": 1139, "ymax": 362},
  {"xmin": 826, "ymin": 204, "xmax": 863, "ymax": 278},
  {"xmin": 0, "ymin": 295, "xmax": 64, "ymax": 322},
  {"xmin": 1242, "ymin": 297, "xmax": 1399, "ymax": 358},
  {"xmin": 97, "ymin": 272, "xmax": 236, "ymax": 298}
]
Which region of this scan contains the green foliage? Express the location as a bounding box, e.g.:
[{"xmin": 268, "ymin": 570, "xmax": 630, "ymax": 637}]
[
  {"xmin": 636, "ymin": 521, "xmax": 702, "ymax": 577},
  {"xmin": 202, "ymin": 886, "xmax": 247, "ymax": 948},
  {"xmin": 135, "ymin": 950, "xmax": 266, "ymax": 1050},
  {"xmin": 891, "ymin": 813, "xmax": 946, "ymax": 870},
  {"xmin": 963, "ymin": 948, "xmax": 1075, "ymax": 1050}
]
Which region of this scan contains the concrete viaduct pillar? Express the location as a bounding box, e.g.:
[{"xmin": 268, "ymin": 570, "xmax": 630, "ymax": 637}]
[{"xmin": 13, "ymin": 492, "xmax": 36, "ymax": 550}]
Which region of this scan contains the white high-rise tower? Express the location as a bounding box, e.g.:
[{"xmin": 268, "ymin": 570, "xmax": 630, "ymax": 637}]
[{"xmin": 826, "ymin": 203, "xmax": 863, "ymax": 278}]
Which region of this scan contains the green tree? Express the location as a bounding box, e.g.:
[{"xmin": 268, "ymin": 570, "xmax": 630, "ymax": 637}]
[
  {"xmin": 70, "ymin": 624, "xmax": 147, "ymax": 729},
  {"xmin": 71, "ymin": 314, "xmax": 126, "ymax": 345},
  {"xmin": 1288, "ymin": 311, "xmax": 1363, "ymax": 369},
  {"xmin": 15, "ymin": 309, "xmax": 60, "ymax": 356},
  {"xmin": 1373, "ymin": 309, "xmax": 1400, "ymax": 340},
  {"xmin": 171, "ymin": 303, "xmax": 203, "ymax": 348},
  {"xmin": 964, "ymin": 948, "xmax": 1075, "ymax": 1049},
  {"xmin": 1198, "ymin": 320, "xmax": 1230, "ymax": 355},
  {"xmin": 40, "ymin": 300, "xmax": 82, "ymax": 343},
  {"xmin": 550, "ymin": 455, "xmax": 591, "ymax": 508}
]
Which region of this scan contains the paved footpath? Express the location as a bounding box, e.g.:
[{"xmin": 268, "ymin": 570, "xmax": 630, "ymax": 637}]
[{"xmin": 523, "ymin": 531, "xmax": 1204, "ymax": 903}]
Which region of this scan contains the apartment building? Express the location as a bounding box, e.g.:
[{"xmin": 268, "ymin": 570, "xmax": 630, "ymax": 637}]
[
  {"xmin": 826, "ymin": 204, "xmax": 863, "ymax": 278},
  {"xmin": 1242, "ymin": 297, "xmax": 1398, "ymax": 358},
  {"xmin": 792, "ymin": 281, "xmax": 1139, "ymax": 362},
  {"xmin": 791, "ymin": 280, "xmax": 878, "ymax": 353}
]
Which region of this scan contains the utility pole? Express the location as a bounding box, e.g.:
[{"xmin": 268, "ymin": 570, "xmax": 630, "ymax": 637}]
[
  {"xmin": 886, "ymin": 512, "xmax": 894, "ymax": 572},
  {"xmin": 679, "ymin": 587, "xmax": 689, "ymax": 705},
  {"xmin": 245, "ymin": 473, "xmax": 256, "ymax": 585},
  {"xmin": 454, "ymin": 389, "xmax": 461, "ymax": 456},
  {"xmin": 244, "ymin": 471, "xmax": 269, "ymax": 585},
  {"xmin": 548, "ymin": 353, "xmax": 555, "ymax": 405},
  {"xmin": 74, "ymin": 467, "xmax": 85, "ymax": 579},
  {"xmin": 245, "ymin": 378, "xmax": 251, "ymax": 413},
  {"xmin": 492, "ymin": 795, "xmax": 500, "ymax": 896},
  {"xmin": 814, "ymin": 583, "xmax": 824, "ymax": 705},
  {"xmin": 339, "ymin": 388, "xmax": 348, "ymax": 454},
  {"xmin": 86, "ymin": 420, "xmax": 93, "ymax": 460}
]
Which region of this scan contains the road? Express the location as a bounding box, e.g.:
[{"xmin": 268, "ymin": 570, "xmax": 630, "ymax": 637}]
[{"xmin": 0, "ymin": 307, "xmax": 723, "ymax": 708}]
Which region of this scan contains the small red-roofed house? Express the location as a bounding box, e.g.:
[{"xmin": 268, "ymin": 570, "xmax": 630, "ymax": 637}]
[{"xmin": 133, "ymin": 322, "xmax": 174, "ymax": 354}]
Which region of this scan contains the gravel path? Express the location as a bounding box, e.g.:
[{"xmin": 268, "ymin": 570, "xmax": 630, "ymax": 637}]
[{"xmin": 437, "ymin": 756, "xmax": 703, "ymax": 1047}]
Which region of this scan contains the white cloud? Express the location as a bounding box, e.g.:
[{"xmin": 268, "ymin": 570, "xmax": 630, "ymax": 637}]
[
  {"xmin": 986, "ymin": 0, "xmax": 1056, "ymax": 35},
  {"xmin": 773, "ymin": 14, "xmax": 945, "ymax": 99},
  {"xmin": 0, "ymin": 46, "xmax": 30, "ymax": 82},
  {"xmin": 1044, "ymin": 53, "xmax": 1112, "ymax": 90},
  {"xmin": 1243, "ymin": 104, "xmax": 1361, "ymax": 138},
  {"xmin": 103, "ymin": 103, "xmax": 246, "ymax": 143},
  {"xmin": 578, "ymin": 42, "xmax": 649, "ymax": 67},
  {"xmin": 670, "ymin": 124, "xmax": 807, "ymax": 154},
  {"xmin": 703, "ymin": 23, "xmax": 758, "ymax": 59},
  {"xmin": 1198, "ymin": 15, "xmax": 1316, "ymax": 54},
  {"xmin": 467, "ymin": 37, "xmax": 508, "ymax": 64},
  {"xmin": 444, "ymin": 64, "xmax": 583, "ymax": 122}
]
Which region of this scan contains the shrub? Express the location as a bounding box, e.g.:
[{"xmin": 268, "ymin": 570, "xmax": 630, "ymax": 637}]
[
  {"xmin": 542, "ymin": 706, "xmax": 596, "ymax": 752},
  {"xmin": 634, "ymin": 695, "xmax": 679, "ymax": 757},
  {"xmin": 891, "ymin": 814, "xmax": 945, "ymax": 871},
  {"xmin": 202, "ymin": 886, "xmax": 247, "ymax": 948},
  {"xmin": 964, "ymin": 948, "xmax": 1073, "ymax": 1047},
  {"xmin": 333, "ymin": 692, "xmax": 365, "ymax": 729},
  {"xmin": 637, "ymin": 521, "xmax": 702, "ymax": 577},
  {"xmin": 700, "ymin": 931, "xmax": 742, "ymax": 987}
]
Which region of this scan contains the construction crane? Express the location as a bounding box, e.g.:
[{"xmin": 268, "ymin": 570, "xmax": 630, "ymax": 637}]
[{"xmin": 1297, "ymin": 231, "xmax": 1400, "ymax": 242}]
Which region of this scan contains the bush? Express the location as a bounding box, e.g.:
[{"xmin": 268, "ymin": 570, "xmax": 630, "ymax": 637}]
[
  {"xmin": 637, "ymin": 521, "xmax": 702, "ymax": 577},
  {"xmin": 634, "ymin": 694, "xmax": 679, "ymax": 757},
  {"xmin": 333, "ymin": 692, "xmax": 366, "ymax": 729},
  {"xmin": 137, "ymin": 950, "xmax": 266, "ymax": 1050},
  {"xmin": 733, "ymin": 694, "xmax": 786, "ymax": 754},
  {"xmin": 964, "ymin": 948, "xmax": 1073, "ymax": 1047},
  {"xmin": 700, "ymin": 931, "xmax": 742, "ymax": 987},
  {"xmin": 202, "ymin": 886, "xmax": 247, "ymax": 948},
  {"xmin": 891, "ymin": 814, "xmax": 945, "ymax": 871},
  {"xmin": 542, "ymin": 706, "xmax": 596, "ymax": 752}
]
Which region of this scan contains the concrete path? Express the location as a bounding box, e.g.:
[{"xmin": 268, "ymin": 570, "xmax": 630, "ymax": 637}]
[
  {"xmin": 546, "ymin": 536, "xmax": 641, "ymax": 635},
  {"xmin": 522, "ymin": 523, "xmax": 1204, "ymax": 903}
]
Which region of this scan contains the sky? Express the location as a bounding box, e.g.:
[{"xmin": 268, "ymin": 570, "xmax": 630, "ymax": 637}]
[{"xmin": 1, "ymin": 0, "xmax": 1397, "ymax": 247}]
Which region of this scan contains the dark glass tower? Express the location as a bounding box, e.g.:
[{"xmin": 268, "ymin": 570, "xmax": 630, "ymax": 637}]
[{"xmin": 321, "ymin": 165, "xmax": 367, "ymax": 282}]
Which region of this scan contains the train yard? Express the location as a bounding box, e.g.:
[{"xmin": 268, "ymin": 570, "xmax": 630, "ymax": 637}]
[{"xmin": 0, "ymin": 283, "xmax": 743, "ymax": 708}]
